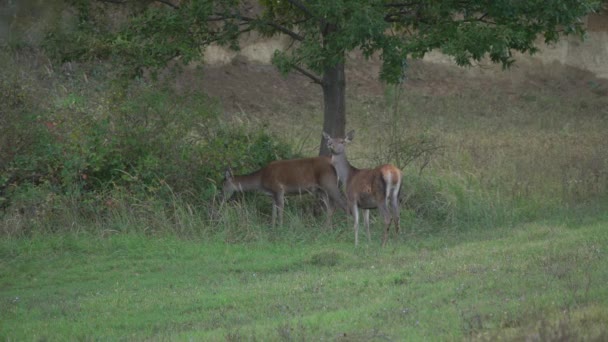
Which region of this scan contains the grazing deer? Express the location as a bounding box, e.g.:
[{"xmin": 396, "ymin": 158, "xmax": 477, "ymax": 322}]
[
  {"xmin": 323, "ymin": 130, "xmax": 402, "ymax": 247},
  {"xmin": 222, "ymin": 156, "xmax": 346, "ymax": 227}
]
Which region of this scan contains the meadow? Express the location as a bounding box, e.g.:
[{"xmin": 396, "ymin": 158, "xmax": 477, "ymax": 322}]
[
  {"xmin": 2, "ymin": 46, "xmax": 608, "ymax": 340},
  {"xmin": 2, "ymin": 217, "xmax": 607, "ymax": 340}
]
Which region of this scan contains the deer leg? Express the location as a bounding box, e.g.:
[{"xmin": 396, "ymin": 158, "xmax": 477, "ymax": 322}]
[
  {"xmin": 272, "ymin": 192, "xmax": 285, "ymax": 227},
  {"xmin": 364, "ymin": 209, "xmax": 371, "ymax": 243},
  {"xmin": 278, "ymin": 192, "xmax": 285, "ymax": 227},
  {"xmin": 325, "ymin": 183, "xmax": 347, "ymax": 214},
  {"xmin": 379, "ymin": 204, "xmax": 391, "ymax": 248},
  {"xmin": 391, "ymin": 191, "xmax": 400, "ymax": 236},
  {"xmin": 271, "ymin": 199, "xmax": 277, "ymax": 227},
  {"xmin": 321, "ymin": 191, "xmax": 335, "ymax": 228},
  {"xmin": 382, "ymin": 218, "xmax": 390, "ymax": 247},
  {"xmin": 352, "ymin": 203, "xmax": 360, "ymax": 247}
]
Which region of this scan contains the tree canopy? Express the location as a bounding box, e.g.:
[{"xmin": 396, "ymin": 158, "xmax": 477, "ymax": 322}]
[{"xmin": 42, "ymin": 0, "xmax": 604, "ymax": 154}]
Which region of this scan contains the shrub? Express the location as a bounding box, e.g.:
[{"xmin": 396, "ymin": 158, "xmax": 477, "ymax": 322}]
[{"xmin": 0, "ymin": 49, "xmax": 295, "ymax": 233}]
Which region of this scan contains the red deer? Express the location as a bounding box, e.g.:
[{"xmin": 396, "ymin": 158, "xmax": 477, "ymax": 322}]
[
  {"xmin": 222, "ymin": 156, "xmax": 346, "ymax": 227},
  {"xmin": 323, "ymin": 130, "xmax": 402, "ymax": 247}
]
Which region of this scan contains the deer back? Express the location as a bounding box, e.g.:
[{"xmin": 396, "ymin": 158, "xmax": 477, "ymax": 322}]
[{"xmin": 260, "ymin": 156, "xmax": 339, "ymax": 193}]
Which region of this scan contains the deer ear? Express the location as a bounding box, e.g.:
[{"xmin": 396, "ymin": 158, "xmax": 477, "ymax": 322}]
[{"xmin": 345, "ymin": 130, "xmax": 355, "ymax": 142}]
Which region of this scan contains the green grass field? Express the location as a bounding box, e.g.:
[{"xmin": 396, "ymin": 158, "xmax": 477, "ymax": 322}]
[{"xmin": 2, "ymin": 217, "xmax": 607, "ymax": 340}]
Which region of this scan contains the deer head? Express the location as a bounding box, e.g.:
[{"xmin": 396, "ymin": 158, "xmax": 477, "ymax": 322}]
[
  {"xmin": 221, "ymin": 167, "xmax": 237, "ymax": 202},
  {"xmin": 323, "ymin": 130, "xmax": 354, "ymax": 155}
]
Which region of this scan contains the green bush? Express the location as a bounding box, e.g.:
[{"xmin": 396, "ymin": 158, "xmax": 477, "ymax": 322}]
[
  {"xmin": 0, "ymin": 52, "xmax": 294, "ymax": 231},
  {"xmin": 84, "ymin": 84, "xmax": 295, "ymax": 202},
  {"xmin": 0, "ymin": 72, "xmax": 62, "ymax": 203}
]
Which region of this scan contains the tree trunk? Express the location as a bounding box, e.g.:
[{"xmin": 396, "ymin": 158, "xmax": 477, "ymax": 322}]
[{"xmin": 319, "ymin": 61, "xmax": 346, "ymax": 156}]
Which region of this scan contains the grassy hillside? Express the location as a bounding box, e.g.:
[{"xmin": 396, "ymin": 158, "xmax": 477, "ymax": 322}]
[{"xmin": 198, "ymin": 57, "xmax": 608, "ymax": 231}]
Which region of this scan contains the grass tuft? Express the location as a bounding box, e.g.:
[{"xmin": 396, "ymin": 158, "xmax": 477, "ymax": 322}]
[{"xmin": 307, "ymin": 249, "xmax": 345, "ymax": 267}]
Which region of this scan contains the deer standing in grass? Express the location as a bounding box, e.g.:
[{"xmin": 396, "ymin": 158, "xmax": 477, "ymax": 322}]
[
  {"xmin": 222, "ymin": 156, "xmax": 346, "ymax": 227},
  {"xmin": 323, "ymin": 130, "xmax": 402, "ymax": 247}
]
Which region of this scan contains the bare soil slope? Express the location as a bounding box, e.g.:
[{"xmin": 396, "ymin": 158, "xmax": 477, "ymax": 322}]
[{"xmin": 185, "ymin": 55, "xmax": 608, "ymax": 120}]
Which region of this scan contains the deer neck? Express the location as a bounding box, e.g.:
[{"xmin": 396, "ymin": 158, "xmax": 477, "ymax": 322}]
[
  {"xmin": 232, "ymin": 171, "xmax": 262, "ymax": 192},
  {"xmin": 331, "ymin": 152, "xmax": 356, "ymax": 186}
]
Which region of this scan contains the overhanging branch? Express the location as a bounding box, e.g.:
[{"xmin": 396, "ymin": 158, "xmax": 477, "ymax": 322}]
[
  {"xmin": 284, "ymin": 0, "xmax": 317, "ymax": 21},
  {"xmin": 96, "ymin": 0, "xmax": 179, "ymax": 9},
  {"xmin": 156, "ymin": 0, "xmax": 179, "ymax": 9},
  {"xmin": 96, "ymin": 0, "xmax": 127, "ymax": 4},
  {"xmin": 292, "ymin": 65, "xmax": 324, "ymax": 85},
  {"xmin": 259, "ymin": 21, "xmax": 306, "ymax": 42},
  {"xmin": 211, "ymin": 13, "xmax": 306, "ymax": 42}
]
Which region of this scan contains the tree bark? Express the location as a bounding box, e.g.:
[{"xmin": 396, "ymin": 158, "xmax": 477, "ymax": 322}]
[{"xmin": 319, "ymin": 61, "xmax": 346, "ymax": 156}]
